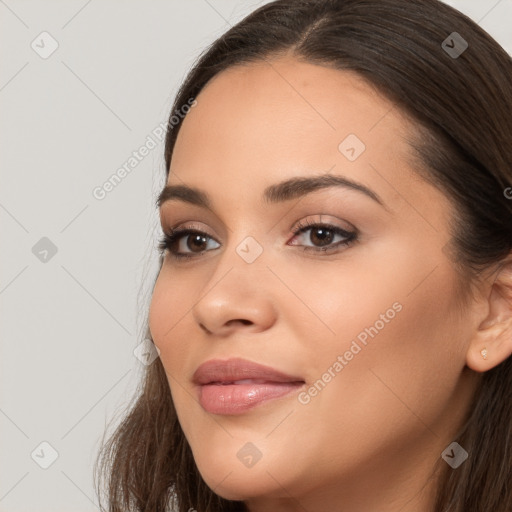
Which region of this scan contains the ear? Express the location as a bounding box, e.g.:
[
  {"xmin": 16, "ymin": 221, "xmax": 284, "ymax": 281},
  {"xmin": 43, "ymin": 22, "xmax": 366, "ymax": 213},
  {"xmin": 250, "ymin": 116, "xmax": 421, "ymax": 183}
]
[{"xmin": 466, "ymin": 258, "xmax": 512, "ymax": 372}]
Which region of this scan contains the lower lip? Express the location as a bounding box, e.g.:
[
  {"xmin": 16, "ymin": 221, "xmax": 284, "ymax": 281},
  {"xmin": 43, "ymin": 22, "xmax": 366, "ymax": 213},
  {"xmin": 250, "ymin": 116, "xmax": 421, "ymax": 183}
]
[{"xmin": 197, "ymin": 382, "xmax": 304, "ymax": 415}]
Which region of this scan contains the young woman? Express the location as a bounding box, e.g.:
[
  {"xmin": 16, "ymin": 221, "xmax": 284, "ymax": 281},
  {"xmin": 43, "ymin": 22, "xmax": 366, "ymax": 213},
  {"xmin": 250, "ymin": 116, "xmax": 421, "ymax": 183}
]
[{"xmin": 95, "ymin": 0, "xmax": 512, "ymax": 510}]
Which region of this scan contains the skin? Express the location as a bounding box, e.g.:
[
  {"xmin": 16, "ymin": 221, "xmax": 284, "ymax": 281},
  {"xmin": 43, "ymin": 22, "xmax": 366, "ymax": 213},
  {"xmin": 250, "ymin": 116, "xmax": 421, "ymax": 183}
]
[{"xmin": 148, "ymin": 55, "xmax": 512, "ymax": 512}]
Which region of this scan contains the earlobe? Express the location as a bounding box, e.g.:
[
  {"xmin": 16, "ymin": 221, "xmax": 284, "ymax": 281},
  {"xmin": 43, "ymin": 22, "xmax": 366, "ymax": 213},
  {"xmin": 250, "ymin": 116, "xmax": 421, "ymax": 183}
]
[
  {"xmin": 466, "ymin": 318, "xmax": 512, "ymax": 373},
  {"xmin": 465, "ymin": 258, "xmax": 512, "ymax": 373}
]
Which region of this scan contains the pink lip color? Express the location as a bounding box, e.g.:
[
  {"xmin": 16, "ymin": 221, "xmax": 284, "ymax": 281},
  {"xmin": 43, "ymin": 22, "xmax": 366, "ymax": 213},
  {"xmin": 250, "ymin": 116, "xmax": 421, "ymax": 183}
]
[{"xmin": 193, "ymin": 358, "xmax": 305, "ymax": 415}]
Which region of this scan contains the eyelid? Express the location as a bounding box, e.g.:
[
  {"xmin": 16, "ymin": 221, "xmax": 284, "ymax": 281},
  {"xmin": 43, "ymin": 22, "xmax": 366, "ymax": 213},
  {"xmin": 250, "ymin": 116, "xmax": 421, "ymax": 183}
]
[
  {"xmin": 163, "ymin": 214, "xmax": 355, "ymax": 236},
  {"xmin": 163, "ymin": 220, "xmax": 220, "ymax": 240},
  {"xmin": 288, "ymin": 215, "xmax": 356, "ymax": 237}
]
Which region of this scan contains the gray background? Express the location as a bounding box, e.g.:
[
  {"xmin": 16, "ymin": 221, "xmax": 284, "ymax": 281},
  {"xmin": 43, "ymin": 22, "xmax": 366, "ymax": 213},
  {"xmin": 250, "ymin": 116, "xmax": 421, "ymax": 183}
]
[{"xmin": 1, "ymin": 1, "xmax": 511, "ymax": 510}]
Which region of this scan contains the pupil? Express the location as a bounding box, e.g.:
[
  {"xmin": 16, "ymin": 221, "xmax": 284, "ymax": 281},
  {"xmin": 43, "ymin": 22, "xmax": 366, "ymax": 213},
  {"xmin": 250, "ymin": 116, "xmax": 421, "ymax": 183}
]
[
  {"xmin": 188, "ymin": 234, "xmax": 207, "ymax": 252},
  {"xmin": 311, "ymin": 227, "xmax": 333, "ymax": 246}
]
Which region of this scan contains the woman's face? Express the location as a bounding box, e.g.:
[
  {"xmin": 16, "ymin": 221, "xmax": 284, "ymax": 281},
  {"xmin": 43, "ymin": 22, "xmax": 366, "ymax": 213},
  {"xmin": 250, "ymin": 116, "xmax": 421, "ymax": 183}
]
[{"xmin": 149, "ymin": 57, "xmax": 481, "ymax": 510}]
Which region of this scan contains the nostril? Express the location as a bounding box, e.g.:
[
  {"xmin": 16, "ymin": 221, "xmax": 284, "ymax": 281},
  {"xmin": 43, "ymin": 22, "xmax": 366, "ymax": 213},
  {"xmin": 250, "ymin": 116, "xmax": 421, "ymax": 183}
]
[{"xmin": 227, "ymin": 319, "xmax": 253, "ymax": 326}]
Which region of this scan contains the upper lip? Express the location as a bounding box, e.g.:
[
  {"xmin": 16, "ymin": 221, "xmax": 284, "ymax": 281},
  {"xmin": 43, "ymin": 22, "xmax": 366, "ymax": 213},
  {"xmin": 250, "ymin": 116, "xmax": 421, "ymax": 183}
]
[{"xmin": 193, "ymin": 358, "xmax": 305, "ymax": 385}]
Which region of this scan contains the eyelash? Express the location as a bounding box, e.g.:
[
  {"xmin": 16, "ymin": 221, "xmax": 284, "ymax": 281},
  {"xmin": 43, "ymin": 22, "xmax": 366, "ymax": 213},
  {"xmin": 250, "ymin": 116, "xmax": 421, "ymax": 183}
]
[{"xmin": 158, "ymin": 219, "xmax": 358, "ymax": 261}]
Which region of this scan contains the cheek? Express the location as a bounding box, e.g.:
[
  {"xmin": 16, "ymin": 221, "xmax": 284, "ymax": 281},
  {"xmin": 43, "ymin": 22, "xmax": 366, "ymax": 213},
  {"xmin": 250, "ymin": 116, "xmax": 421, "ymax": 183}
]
[
  {"xmin": 148, "ymin": 276, "xmax": 170, "ymax": 350},
  {"xmin": 270, "ymin": 240, "xmax": 432, "ymax": 359},
  {"xmin": 148, "ymin": 274, "xmax": 200, "ymax": 435},
  {"xmin": 285, "ymin": 240, "xmax": 464, "ymax": 419},
  {"xmin": 148, "ymin": 270, "xmax": 193, "ymax": 368},
  {"xmin": 283, "ymin": 273, "xmax": 464, "ymax": 481}
]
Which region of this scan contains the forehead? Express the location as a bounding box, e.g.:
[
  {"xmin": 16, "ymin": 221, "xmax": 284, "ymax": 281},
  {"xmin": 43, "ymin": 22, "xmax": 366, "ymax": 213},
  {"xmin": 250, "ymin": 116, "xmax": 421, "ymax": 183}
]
[
  {"xmin": 169, "ymin": 56, "xmax": 416, "ymax": 185},
  {"xmin": 168, "ymin": 57, "xmax": 433, "ymax": 216}
]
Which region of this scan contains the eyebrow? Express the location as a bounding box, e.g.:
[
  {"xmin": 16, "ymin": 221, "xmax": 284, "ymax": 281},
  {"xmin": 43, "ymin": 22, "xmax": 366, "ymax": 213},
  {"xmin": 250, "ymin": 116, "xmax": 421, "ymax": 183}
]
[{"xmin": 156, "ymin": 173, "xmax": 386, "ymax": 210}]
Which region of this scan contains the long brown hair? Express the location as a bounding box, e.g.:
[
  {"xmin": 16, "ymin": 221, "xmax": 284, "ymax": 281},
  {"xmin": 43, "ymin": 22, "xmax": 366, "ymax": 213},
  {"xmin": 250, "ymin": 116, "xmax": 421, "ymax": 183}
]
[{"xmin": 94, "ymin": 1, "xmax": 512, "ymax": 510}]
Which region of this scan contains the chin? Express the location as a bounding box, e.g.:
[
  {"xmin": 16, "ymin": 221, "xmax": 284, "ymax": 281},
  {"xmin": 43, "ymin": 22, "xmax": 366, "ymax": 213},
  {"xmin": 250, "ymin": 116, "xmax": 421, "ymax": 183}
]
[
  {"xmin": 199, "ymin": 470, "xmax": 274, "ymax": 502},
  {"xmin": 192, "ymin": 450, "xmax": 280, "ymax": 502}
]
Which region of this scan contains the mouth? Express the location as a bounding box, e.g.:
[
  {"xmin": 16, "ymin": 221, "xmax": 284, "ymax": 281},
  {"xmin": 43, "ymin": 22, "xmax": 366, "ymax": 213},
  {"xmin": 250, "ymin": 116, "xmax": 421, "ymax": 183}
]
[{"xmin": 193, "ymin": 358, "xmax": 306, "ymax": 415}]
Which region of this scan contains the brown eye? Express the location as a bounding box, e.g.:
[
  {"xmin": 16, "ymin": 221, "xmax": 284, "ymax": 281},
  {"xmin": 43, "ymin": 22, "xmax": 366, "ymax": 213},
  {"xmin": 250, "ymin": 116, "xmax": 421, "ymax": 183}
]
[
  {"xmin": 158, "ymin": 229, "xmax": 220, "ymax": 260},
  {"xmin": 186, "ymin": 233, "xmax": 209, "ymax": 252},
  {"xmin": 289, "ymin": 222, "xmax": 357, "ymax": 253},
  {"xmin": 309, "ymin": 227, "xmax": 335, "ymax": 247}
]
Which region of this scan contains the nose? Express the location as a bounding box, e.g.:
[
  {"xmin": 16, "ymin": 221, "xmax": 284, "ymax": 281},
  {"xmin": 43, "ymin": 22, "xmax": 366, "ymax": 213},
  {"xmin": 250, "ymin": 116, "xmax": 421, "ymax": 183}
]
[{"xmin": 192, "ymin": 262, "xmax": 277, "ymax": 337}]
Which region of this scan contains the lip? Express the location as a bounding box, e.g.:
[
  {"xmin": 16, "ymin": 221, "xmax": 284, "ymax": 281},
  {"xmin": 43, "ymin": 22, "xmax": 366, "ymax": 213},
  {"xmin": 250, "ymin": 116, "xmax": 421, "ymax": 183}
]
[{"xmin": 193, "ymin": 358, "xmax": 305, "ymax": 415}]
